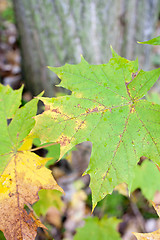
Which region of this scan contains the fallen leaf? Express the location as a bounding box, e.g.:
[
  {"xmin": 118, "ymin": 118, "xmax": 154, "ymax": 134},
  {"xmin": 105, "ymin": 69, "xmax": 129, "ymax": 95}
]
[{"xmin": 134, "ymin": 201, "xmax": 160, "ymax": 240}]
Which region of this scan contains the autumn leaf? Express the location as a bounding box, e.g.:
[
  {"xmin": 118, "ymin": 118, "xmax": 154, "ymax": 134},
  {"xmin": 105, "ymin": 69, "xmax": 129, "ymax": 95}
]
[
  {"xmin": 32, "ymin": 48, "xmax": 160, "ymax": 208},
  {"xmin": 0, "ymin": 151, "xmax": 62, "ymax": 240},
  {"xmin": 134, "ymin": 201, "xmax": 160, "ymax": 240},
  {"xmin": 74, "ymin": 215, "xmax": 121, "ymax": 240},
  {"xmin": 0, "ymin": 84, "xmax": 62, "ymax": 240}
]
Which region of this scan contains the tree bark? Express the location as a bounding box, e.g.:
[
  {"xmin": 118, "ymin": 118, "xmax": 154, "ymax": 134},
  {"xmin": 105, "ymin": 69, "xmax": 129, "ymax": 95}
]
[{"xmin": 12, "ymin": 0, "xmax": 159, "ymax": 96}]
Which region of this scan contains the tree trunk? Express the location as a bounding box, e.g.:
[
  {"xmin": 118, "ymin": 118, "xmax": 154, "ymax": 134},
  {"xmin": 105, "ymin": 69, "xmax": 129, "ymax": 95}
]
[{"xmin": 12, "ymin": 0, "xmax": 159, "ymax": 97}]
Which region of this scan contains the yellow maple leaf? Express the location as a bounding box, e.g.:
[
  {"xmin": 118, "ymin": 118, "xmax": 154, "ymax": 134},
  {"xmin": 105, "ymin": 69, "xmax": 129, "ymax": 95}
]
[
  {"xmin": 0, "ymin": 146, "xmax": 63, "ymax": 240},
  {"xmin": 134, "ymin": 201, "xmax": 160, "ymax": 240}
]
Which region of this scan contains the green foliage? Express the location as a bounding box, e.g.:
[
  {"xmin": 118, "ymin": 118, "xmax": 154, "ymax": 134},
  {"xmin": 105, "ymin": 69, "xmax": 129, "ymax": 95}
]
[
  {"xmin": 131, "ymin": 160, "xmax": 160, "ymax": 200},
  {"xmin": 139, "ymin": 35, "xmax": 160, "ymax": 67},
  {"xmin": 32, "ymin": 48, "xmax": 160, "ymax": 209},
  {"xmin": 0, "ymin": 84, "xmax": 40, "ymax": 174},
  {"xmin": 0, "ymin": 231, "xmax": 6, "ymax": 240},
  {"xmin": 138, "ymin": 36, "xmax": 160, "ymax": 45},
  {"xmin": 146, "ymin": 92, "xmax": 160, "ymax": 105},
  {"xmin": 96, "ymin": 191, "xmax": 128, "ymax": 218},
  {"xmin": 0, "ymin": 0, "xmax": 15, "ymax": 23},
  {"xmin": 1, "ymin": 38, "xmax": 160, "ymax": 239},
  {"xmin": 74, "ymin": 216, "xmax": 121, "ymax": 240},
  {"xmin": 33, "ymin": 189, "xmax": 63, "ymax": 217},
  {"xmin": 1, "ymin": 7, "xmax": 14, "ymax": 23}
]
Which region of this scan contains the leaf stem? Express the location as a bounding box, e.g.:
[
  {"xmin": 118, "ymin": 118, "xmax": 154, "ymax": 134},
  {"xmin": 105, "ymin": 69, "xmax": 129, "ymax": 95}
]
[
  {"xmin": 30, "ymin": 142, "xmax": 58, "ymax": 152},
  {"xmin": 25, "ymin": 202, "xmax": 39, "ymax": 220}
]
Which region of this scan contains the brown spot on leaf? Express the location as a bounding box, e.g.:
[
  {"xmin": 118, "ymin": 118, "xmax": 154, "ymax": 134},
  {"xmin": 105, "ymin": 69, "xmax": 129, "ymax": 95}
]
[
  {"xmin": 36, "ymin": 164, "xmax": 42, "ymax": 169},
  {"xmin": 104, "ymin": 108, "xmax": 111, "ymax": 113},
  {"xmin": 86, "ymin": 106, "xmax": 104, "ymax": 114},
  {"xmin": 131, "ymin": 106, "xmax": 135, "ymax": 113},
  {"xmin": 75, "ymin": 120, "xmax": 86, "ymax": 131},
  {"xmin": 86, "ymin": 108, "xmax": 91, "ymax": 113},
  {"xmin": 132, "ymin": 71, "xmax": 139, "ymax": 79},
  {"xmin": 52, "ymin": 108, "xmax": 61, "ymax": 113},
  {"xmin": 8, "ymin": 192, "xmax": 13, "ymax": 197},
  {"xmin": 91, "ymin": 107, "xmax": 98, "ymax": 112},
  {"xmin": 45, "ymin": 105, "xmax": 50, "ymax": 111},
  {"xmin": 58, "ymin": 135, "xmax": 71, "ymax": 146}
]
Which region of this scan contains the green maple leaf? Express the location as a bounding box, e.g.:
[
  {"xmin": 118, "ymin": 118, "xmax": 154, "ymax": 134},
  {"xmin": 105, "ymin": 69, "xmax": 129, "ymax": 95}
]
[
  {"xmin": 73, "ymin": 216, "xmax": 121, "ymax": 240},
  {"xmin": 138, "ymin": 35, "xmax": 160, "ymax": 45},
  {"xmin": 33, "ymin": 189, "xmax": 63, "ymax": 217},
  {"xmin": 32, "ymin": 48, "xmax": 160, "ymax": 208},
  {"xmin": 131, "ymin": 160, "xmax": 160, "ymax": 200},
  {"xmin": 0, "ymin": 84, "xmax": 40, "ymax": 174}
]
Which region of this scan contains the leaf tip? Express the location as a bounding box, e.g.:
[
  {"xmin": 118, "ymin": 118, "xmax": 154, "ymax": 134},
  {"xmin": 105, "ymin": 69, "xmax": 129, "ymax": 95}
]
[
  {"xmin": 80, "ymin": 54, "xmax": 86, "ymax": 63},
  {"xmin": 80, "ymin": 55, "xmax": 89, "ymax": 65},
  {"xmin": 132, "ymin": 232, "xmax": 137, "ymax": 237},
  {"xmin": 34, "ymin": 91, "xmax": 44, "ymax": 100},
  {"xmin": 55, "ymin": 185, "xmax": 65, "ymax": 194},
  {"xmin": 47, "ymin": 66, "xmax": 52, "ymax": 69},
  {"xmin": 38, "ymin": 90, "xmax": 44, "ymax": 97},
  {"xmin": 110, "ymin": 46, "xmax": 119, "ymax": 58},
  {"xmin": 110, "ymin": 45, "xmax": 114, "ymax": 53},
  {"xmin": 20, "ymin": 83, "xmax": 24, "ymax": 90},
  {"xmin": 91, "ymin": 202, "xmax": 97, "ymax": 213},
  {"xmin": 47, "ymin": 66, "xmax": 57, "ymax": 73}
]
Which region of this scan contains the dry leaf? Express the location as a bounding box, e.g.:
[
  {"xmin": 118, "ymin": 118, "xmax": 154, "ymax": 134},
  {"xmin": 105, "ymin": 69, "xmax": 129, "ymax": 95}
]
[
  {"xmin": 0, "ymin": 151, "xmax": 62, "ymax": 240},
  {"xmin": 133, "ymin": 201, "xmax": 160, "ymax": 240}
]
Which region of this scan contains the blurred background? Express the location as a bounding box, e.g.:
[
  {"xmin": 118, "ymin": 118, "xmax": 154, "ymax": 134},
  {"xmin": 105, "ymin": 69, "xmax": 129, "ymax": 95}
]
[
  {"xmin": 1, "ymin": 0, "xmax": 160, "ymax": 96},
  {"xmin": 1, "ymin": 0, "xmax": 160, "ymax": 239}
]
